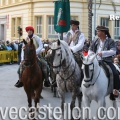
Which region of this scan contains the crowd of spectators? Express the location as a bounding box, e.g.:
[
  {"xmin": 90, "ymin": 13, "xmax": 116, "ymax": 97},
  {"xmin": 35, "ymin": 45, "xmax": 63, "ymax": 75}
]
[
  {"xmin": 113, "ymin": 41, "xmax": 120, "ymax": 71},
  {"xmin": 0, "ymin": 40, "xmax": 23, "ymax": 65},
  {"xmin": 1, "ymin": 39, "xmax": 120, "ymax": 68},
  {"xmin": 0, "ymin": 40, "xmax": 19, "ymax": 51}
]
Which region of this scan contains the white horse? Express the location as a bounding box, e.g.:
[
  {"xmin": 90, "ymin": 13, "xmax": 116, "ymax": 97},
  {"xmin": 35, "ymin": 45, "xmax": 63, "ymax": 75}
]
[
  {"xmin": 49, "ymin": 39, "xmax": 82, "ymax": 120},
  {"xmin": 81, "ymin": 53, "xmax": 117, "ymax": 120}
]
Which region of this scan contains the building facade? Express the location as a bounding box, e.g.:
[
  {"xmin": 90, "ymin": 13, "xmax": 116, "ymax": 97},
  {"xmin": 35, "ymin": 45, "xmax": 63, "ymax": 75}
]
[{"xmin": 0, "ymin": 0, "xmax": 120, "ymax": 42}]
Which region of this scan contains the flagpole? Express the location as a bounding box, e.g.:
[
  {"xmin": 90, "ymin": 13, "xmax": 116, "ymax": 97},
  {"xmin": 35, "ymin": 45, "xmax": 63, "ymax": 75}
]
[
  {"xmin": 94, "ymin": 0, "xmax": 96, "ymax": 39},
  {"xmin": 60, "ymin": 33, "xmax": 63, "ymax": 40}
]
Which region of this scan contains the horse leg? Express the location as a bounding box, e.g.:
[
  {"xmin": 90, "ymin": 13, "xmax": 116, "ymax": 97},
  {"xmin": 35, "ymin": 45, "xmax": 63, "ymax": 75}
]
[
  {"xmin": 53, "ymin": 86, "xmax": 56, "ymax": 97},
  {"xmin": 27, "ymin": 93, "xmax": 34, "ymax": 120},
  {"xmin": 35, "ymin": 88, "xmax": 42, "ymax": 111},
  {"xmin": 76, "ymin": 88, "xmax": 82, "ymax": 120},
  {"xmin": 108, "ymin": 94, "xmax": 117, "ymax": 120},
  {"xmin": 76, "ymin": 88, "xmax": 82, "ymax": 109},
  {"xmin": 70, "ymin": 91, "xmax": 77, "ymax": 120},
  {"xmin": 112, "ymin": 100, "xmax": 117, "ymax": 120},
  {"xmin": 51, "ymin": 85, "xmax": 53, "ymax": 92},
  {"xmin": 82, "ymin": 95, "xmax": 91, "ymax": 120},
  {"xmin": 98, "ymin": 98, "xmax": 106, "ymax": 120},
  {"xmin": 58, "ymin": 89, "xmax": 65, "ymax": 119}
]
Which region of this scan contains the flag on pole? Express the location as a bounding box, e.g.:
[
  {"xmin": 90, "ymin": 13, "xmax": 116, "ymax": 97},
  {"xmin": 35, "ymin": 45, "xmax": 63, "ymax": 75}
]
[{"xmin": 54, "ymin": 0, "xmax": 70, "ymax": 33}]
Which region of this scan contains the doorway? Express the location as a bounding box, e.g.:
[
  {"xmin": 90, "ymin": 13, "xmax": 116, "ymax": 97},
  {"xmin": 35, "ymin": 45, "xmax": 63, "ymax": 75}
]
[{"xmin": 1, "ymin": 24, "xmax": 5, "ymax": 40}]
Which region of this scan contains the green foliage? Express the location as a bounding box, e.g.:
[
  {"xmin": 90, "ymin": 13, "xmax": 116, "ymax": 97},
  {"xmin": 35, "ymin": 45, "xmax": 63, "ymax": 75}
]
[{"xmin": 18, "ymin": 26, "xmax": 22, "ymax": 36}]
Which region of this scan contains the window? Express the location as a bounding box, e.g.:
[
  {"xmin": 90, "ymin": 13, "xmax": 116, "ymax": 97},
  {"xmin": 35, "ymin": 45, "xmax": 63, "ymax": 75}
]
[
  {"xmin": 15, "ymin": 0, "xmax": 21, "ymax": 3},
  {"xmin": 100, "ymin": 18, "xmax": 109, "ymax": 27},
  {"xmin": 114, "ymin": 20, "xmax": 120, "ymax": 39},
  {"xmin": 36, "ymin": 16, "xmax": 42, "ymax": 38},
  {"xmin": 2, "ymin": 0, "xmax": 6, "ymax": 5},
  {"xmin": 11, "ymin": 17, "xmax": 21, "ymax": 38},
  {"xmin": 71, "ymin": 16, "xmax": 78, "ymax": 21},
  {"xmin": 17, "ymin": 17, "xmax": 21, "ymax": 26},
  {"xmin": 48, "ymin": 16, "xmax": 58, "ymax": 39},
  {"xmin": 17, "ymin": 17, "xmax": 21, "ymax": 37},
  {"xmin": 12, "ymin": 18, "xmax": 16, "ymax": 37},
  {"xmin": 7, "ymin": 0, "xmax": 10, "ymax": 5}
]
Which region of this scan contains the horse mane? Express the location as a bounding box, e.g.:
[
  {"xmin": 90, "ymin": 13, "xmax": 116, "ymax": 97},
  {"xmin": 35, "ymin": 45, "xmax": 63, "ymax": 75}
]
[{"xmin": 60, "ymin": 40, "xmax": 74, "ymax": 59}]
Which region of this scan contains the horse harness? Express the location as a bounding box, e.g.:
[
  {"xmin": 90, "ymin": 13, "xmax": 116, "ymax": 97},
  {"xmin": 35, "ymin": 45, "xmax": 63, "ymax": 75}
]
[
  {"xmin": 51, "ymin": 47, "xmax": 62, "ymax": 69},
  {"xmin": 51, "ymin": 47, "xmax": 76, "ymax": 91},
  {"xmin": 24, "ymin": 60, "xmax": 37, "ymax": 68},
  {"xmin": 83, "ymin": 62, "xmax": 101, "ymax": 88}
]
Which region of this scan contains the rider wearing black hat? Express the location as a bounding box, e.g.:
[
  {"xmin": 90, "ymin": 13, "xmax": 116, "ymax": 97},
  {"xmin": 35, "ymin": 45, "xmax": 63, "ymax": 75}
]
[{"xmin": 63, "ymin": 20, "xmax": 85, "ymax": 68}]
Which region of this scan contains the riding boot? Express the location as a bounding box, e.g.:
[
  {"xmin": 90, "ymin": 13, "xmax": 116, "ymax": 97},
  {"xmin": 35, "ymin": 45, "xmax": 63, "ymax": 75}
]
[
  {"xmin": 15, "ymin": 64, "xmax": 23, "ymax": 88},
  {"xmin": 37, "ymin": 55, "xmax": 50, "ymax": 87},
  {"xmin": 109, "ymin": 93, "xmax": 116, "ymax": 101},
  {"xmin": 14, "ymin": 74, "xmax": 23, "ymax": 88},
  {"xmin": 43, "ymin": 71, "xmax": 50, "ymax": 87},
  {"xmin": 105, "ymin": 62, "xmax": 120, "ymax": 100}
]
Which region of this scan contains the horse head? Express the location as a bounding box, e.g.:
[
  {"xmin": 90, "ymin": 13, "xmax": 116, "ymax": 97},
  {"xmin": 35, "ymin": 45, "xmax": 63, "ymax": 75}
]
[
  {"xmin": 23, "ymin": 39, "xmax": 36, "ymax": 66},
  {"xmin": 49, "ymin": 39, "xmax": 71, "ymax": 74},
  {"xmin": 81, "ymin": 52, "xmax": 98, "ymax": 81}
]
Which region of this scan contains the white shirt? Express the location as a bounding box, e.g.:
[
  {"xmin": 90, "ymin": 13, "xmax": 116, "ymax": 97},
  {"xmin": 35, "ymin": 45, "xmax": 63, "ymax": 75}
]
[
  {"xmin": 13, "ymin": 43, "xmax": 18, "ymax": 50},
  {"xmin": 63, "ymin": 29, "xmax": 85, "ymax": 53},
  {"xmin": 89, "ymin": 38, "xmax": 116, "ymax": 60},
  {"xmin": 21, "ymin": 34, "xmax": 43, "ymax": 61}
]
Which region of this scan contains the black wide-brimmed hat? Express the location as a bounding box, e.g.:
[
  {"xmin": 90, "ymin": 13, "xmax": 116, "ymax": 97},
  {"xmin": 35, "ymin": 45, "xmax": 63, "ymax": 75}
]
[
  {"xmin": 96, "ymin": 25, "xmax": 109, "ymax": 31},
  {"xmin": 70, "ymin": 20, "xmax": 79, "ymax": 25}
]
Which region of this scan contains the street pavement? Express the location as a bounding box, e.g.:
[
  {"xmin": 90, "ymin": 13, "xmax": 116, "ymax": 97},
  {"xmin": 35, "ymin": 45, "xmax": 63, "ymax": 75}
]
[{"xmin": 0, "ymin": 64, "xmax": 120, "ymax": 120}]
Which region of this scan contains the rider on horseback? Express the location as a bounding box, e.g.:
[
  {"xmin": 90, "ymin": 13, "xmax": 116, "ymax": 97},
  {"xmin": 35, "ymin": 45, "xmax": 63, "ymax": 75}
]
[
  {"xmin": 89, "ymin": 25, "xmax": 120, "ymax": 99},
  {"xmin": 63, "ymin": 20, "xmax": 85, "ymax": 86},
  {"xmin": 63, "ymin": 20, "xmax": 85, "ymax": 68},
  {"xmin": 15, "ymin": 26, "xmax": 50, "ymax": 88}
]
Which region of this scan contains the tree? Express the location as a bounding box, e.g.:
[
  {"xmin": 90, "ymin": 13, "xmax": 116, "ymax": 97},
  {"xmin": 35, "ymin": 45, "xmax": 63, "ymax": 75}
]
[
  {"xmin": 17, "ymin": 26, "xmax": 23, "ymax": 42},
  {"xmin": 18, "ymin": 26, "xmax": 22, "ymax": 36}
]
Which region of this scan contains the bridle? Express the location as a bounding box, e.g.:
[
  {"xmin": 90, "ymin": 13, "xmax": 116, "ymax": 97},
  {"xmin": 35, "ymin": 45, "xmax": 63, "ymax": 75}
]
[
  {"xmin": 83, "ymin": 62, "xmax": 101, "ymax": 88},
  {"xmin": 51, "ymin": 47, "xmax": 62, "ymax": 68},
  {"xmin": 51, "ymin": 46, "xmax": 76, "ymax": 81},
  {"xmin": 24, "ymin": 59, "xmax": 36, "ymax": 68},
  {"xmin": 24, "ymin": 46, "xmax": 36, "ymax": 68},
  {"xmin": 82, "ymin": 63, "xmax": 94, "ymax": 82}
]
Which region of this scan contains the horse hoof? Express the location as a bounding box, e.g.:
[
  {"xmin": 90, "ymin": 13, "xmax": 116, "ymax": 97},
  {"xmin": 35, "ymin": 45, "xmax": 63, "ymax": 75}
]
[
  {"xmin": 40, "ymin": 95, "xmax": 43, "ymax": 99},
  {"xmin": 109, "ymin": 93, "xmax": 115, "ymax": 101},
  {"xmin": 28, "ymin": 114, "xmax": 35, "ymax": 120},
  {"xmin": 44, "ymin": 81, "xmax": 50, "ymax": 87},
  {"xmin": 53, "ymin": 94, "xmax": 56, "ymax": 97},
  {"xmin": 57, "ymin": 95, "xmax": 60, "ymax": 98}
]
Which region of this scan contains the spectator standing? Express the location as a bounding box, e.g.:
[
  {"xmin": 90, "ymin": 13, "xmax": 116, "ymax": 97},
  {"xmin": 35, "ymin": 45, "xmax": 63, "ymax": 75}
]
[
  {"xmin": 116, "ymin": 42, "xmax": 120, "ymax": 61},
  {"xmin": 6, "ymin": 41, "xmax": 12, "ymax": 51},
  {"xmin": 18, "ymin": 41, "xmax": 23, "ymax": 64}
]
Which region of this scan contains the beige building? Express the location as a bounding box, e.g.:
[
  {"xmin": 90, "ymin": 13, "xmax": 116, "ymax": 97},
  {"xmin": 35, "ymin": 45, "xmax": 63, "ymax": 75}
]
[{"xmin": 0, "ymin": 0, "xmax": 120, "ymax": 42}]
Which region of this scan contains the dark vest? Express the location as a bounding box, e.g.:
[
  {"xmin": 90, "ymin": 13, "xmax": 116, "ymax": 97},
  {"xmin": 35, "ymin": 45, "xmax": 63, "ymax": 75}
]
[
  {"xmin": 90, "ymin": 38, "xmax": 116, "ymax": 62},
  {"xmin": 66, "ymin": 31, "xmax": 81, "ymax": 45}
]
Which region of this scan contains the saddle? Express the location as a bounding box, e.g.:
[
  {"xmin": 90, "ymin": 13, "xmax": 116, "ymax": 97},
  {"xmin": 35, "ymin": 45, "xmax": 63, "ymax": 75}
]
[
  {"xmin": 99, "ymin": 61, "xmax": 113, "ymax": 89},
  {"xmin": 99, "ymin": 61, "xmax": 110, "ymax": 79}
]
